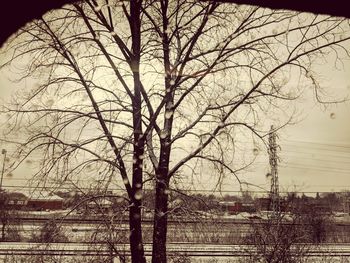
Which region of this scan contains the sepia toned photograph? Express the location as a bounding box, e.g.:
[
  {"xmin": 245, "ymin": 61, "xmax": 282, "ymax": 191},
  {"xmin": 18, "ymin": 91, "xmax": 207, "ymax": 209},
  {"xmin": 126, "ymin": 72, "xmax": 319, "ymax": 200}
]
[{"xmin": 0, "ymin": 1, "xmax": 349, "ymax": 262}]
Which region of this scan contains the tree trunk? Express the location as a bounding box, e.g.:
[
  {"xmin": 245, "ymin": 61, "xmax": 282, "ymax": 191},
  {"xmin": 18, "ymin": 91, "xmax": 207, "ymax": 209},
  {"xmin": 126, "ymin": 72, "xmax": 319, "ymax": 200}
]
[
  {"xmin": 129, "ymin": 73, "xmax": 146, "ymax": 263},
  {"xmin": 128, "ymin": 1, "xmax": 145, "ymax": 262},
  {"xmin": 129, "ymin": 78, "xmax": 146, "ymax": 263},
  {"xmin": 151, "ymin": 2, "xmax": 174, "ymax": 259},
  {"xmin": 152, "ymin": 178, "xmax": 169, "ymax": 263},
  {"xmin": 129, "ymin": 200, "xmax": 146, "ymax": 263},
  {"xmin": 1, "ymin": 220, "xmax": 6, "ymax": 241}
]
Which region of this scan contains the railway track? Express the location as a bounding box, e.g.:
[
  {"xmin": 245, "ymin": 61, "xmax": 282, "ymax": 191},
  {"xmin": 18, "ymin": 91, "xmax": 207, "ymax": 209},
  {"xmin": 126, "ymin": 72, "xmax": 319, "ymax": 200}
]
[
  {"xmin": 12, "ymin": 213, "xmax": 350, "ymax": 226},
  {"xmin": 13, "ymin": 214, "xmax": 256, "ymax": 225},
  {"xmin": 1, "ymin": 242, "xmax": 350, "ymax": 257}
]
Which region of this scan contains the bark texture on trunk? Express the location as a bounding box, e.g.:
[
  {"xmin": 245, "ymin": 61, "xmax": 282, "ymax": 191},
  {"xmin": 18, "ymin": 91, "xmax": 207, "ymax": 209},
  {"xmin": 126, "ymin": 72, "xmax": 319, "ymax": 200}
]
[
  {"xmin": 128, "ymin": 1, "xmax": 146, "ymax": 262},
  {"xmin": 129, "ymin": 201, "xmax": 146, "ymax": 263},
  {"xmin": 152, "ymin": 178, "xmax": 169, "ymax": 263}
]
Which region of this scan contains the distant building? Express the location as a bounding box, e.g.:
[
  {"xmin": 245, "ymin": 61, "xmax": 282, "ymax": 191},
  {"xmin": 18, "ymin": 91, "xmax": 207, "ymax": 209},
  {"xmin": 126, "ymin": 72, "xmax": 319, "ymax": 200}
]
[
  {"xmin": 219, "ymin": 201, "xmax": 240, "ymax": 214},
  {"xmin": 219, "ymin": 201, "xmax": 256, "ymax": 214},
  {"xmin": 86, "ymin": 198, "xmax": 113, "ymax": 212},
  {"xmin": 255, "ymin": 197, "xmax": 289, "ymax": 212},
  {"xmin": 25, "ymin": 191, "xmax": 64, "ymax": 211},
  {"xmin": 0, "ymin": 190, "xmax": 64, "ymax": 211},
  {"xmin": 3, "ymin": 191, "xmax": 28, "ymax": 209}
]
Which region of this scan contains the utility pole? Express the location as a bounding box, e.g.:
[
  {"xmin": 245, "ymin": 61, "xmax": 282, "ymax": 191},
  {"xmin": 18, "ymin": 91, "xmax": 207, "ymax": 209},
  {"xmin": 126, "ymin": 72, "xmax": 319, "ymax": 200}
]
[
  {"xmin": 268, "ymin": 126, "xmax": 280, "ymax": 216},
  {"xmin": 0, "ymin": 149, "xmax": 6, "ymax": 192}
]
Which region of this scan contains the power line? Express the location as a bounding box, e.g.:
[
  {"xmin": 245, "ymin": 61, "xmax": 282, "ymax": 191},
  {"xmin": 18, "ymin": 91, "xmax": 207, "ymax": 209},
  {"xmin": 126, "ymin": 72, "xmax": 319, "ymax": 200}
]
[
  {"xmin": 280, "ymin": 155, "xmax": 350, "ymax": 165},
  {"xmin": 268, "ymin": 126, "xmax": 280, "ymax": 214},
  {"xmin": 243, "ymin": 162, "xmax": 350, "ymax": 175},
  {"xmin": 280, "ymin": 164, "xmax": 350, "ymax": 174},
  {"xmin": 281, "ymin": 162, "xmax": 350, "ymax": 172},
  {"xmin": 285, "ymin": 139, "xmax": 350, "ymax": 149},
  {"xmin": 281, "ymin": 148, "xmax": 350, "ymax": 157}
]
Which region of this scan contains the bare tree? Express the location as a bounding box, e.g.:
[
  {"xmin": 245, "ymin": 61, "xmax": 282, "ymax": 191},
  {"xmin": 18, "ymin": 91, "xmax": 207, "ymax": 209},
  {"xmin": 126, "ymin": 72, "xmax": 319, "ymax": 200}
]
[
  {"xmin": 242, "ymin": 195, "xmax": 339, "ymax": 263},
  {"xmin": 0, "ymin": 193, "xmax": 21, "ymax": 242},
  {"xmin": 30, "ymin": 219, "xmax": 68, "ymax": 243},
  {"xmin": 1, "ymin": 1, "xmax": 350, "ymax": 262},
  {"xmin": 242, "ymin": 211, "xmax": 313, "ymax": 263},
  {"xmin": 84, "ymin": 193, "xmax": 130, "ymax": 263}
]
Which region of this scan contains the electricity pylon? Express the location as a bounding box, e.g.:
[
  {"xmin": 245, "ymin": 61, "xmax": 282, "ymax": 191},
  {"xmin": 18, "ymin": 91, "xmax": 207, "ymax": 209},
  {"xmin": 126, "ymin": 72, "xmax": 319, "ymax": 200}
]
[{"xmin": 268, "ymin": 126, "xmax": 280, "ymax": 216}]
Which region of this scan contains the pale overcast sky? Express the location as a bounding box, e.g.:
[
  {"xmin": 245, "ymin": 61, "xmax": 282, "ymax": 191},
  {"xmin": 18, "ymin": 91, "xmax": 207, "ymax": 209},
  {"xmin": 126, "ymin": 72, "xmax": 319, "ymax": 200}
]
[
  {"xmin": 3, "ymin": 59, "xmax": 348, "ymax": 195},
  {"xmin": 0, "ymin": 8, "xmax": 350, "ymax": 196},
  {"xmin": 186, "ymin": 58, "xmax": 350, "ymax": 195}
]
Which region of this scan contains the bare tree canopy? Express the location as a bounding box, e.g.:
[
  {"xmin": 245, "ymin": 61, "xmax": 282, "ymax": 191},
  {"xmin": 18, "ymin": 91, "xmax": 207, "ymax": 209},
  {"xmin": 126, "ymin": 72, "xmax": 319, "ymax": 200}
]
[
  {"xmin": 1, "ymin": 1, "xmax": 350, "ymax": 262},
  {"xmin": 1, "ymin": 1, "xmax": 350, "ymax": 47}
]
